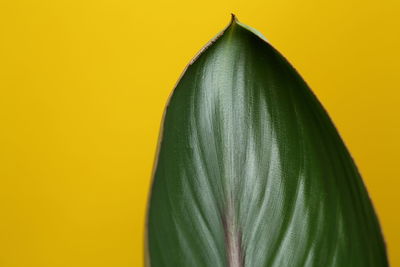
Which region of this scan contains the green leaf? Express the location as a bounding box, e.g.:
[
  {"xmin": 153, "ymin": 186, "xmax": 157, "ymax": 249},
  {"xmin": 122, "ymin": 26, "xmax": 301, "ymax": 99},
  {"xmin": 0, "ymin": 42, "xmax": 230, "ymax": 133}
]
[{"xmin": 146, "ymin": 15, "xmax": 388, "ymax": 267}]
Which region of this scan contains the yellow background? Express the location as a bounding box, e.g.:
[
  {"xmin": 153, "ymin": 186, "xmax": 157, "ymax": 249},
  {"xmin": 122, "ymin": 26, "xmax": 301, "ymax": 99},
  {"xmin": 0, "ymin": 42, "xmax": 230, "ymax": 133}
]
[{"xmin": 0, "ymin": 0, "xmax": 399, "ymax": 266}]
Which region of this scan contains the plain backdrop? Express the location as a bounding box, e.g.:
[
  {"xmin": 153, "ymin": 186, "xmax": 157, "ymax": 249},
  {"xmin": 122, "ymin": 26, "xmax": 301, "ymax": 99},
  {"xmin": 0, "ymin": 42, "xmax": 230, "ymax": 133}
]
[{"xmin": 0, "ymin": 0, "xmax": 399, "ymax": 266}]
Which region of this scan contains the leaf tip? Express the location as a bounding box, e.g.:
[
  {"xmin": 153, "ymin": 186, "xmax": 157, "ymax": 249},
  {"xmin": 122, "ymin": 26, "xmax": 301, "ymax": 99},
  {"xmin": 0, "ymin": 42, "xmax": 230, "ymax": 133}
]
[{"xmin": 230, "ymin": 13, "xmax": 238, "ymax": 24}]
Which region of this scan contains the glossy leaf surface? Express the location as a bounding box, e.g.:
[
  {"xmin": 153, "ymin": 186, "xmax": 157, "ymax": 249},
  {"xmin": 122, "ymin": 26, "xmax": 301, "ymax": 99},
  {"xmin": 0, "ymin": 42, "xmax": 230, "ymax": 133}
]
[{"xmin": 146, "ymin": 16, "xmax": 388, "ymax": 267}]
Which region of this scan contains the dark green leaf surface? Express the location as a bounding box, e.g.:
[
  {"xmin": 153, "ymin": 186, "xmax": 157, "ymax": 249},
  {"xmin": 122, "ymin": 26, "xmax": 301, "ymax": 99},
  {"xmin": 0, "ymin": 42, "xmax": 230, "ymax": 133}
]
[{"xmin": 146, "ymin": 15, "xmax": 388, "ymax": 267}]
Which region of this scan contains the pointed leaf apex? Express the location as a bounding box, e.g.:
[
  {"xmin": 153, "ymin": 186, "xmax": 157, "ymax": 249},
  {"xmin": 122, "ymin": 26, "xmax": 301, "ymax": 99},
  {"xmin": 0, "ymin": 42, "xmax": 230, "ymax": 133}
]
[{"xmin": 230, "ymin": 13, "xmax": 238, "ymax": 23}]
